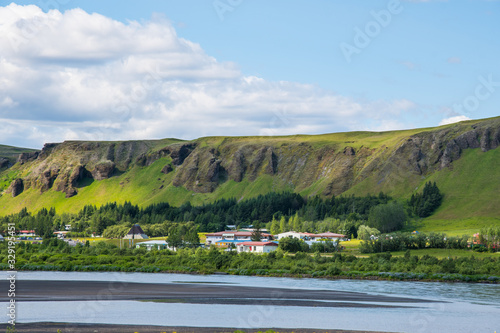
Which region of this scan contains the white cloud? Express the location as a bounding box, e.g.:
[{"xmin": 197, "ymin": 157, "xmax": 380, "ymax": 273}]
[
  {"xmin": 439, "ymin": 115, "xmax": 471, "ymax": 126},
  {"xmin": 0, "ymin": 4, "xmax": 418, "ymax": 148},
  {"xmin": 0, "ymin": 96, "xmax": 17, "ymax": 108}
]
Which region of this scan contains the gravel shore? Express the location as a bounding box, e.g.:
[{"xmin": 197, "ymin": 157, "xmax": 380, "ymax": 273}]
[{"xmin": 0, "ymin": 322, "xmax": 387, "ymax": 333}]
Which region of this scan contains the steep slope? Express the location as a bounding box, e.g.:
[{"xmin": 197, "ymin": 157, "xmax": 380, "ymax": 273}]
[
  {"xmin": 0, "ymin": 144, "xmax": 40, "ymax": 196},
  {"xmin": 0, "ymin": 117, "xmax": 499, "ymax": 219},
  {"xmin": 0, "ymin": 144, "xmax": 39, "ymax": 169}
]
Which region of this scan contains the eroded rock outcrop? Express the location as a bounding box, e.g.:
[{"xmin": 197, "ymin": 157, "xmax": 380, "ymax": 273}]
[
  {"xmin": 92, "ymin": 161, "xmax": 116, "ymax": 180},
  {"xmin": 0, "ymin": 158, "xmax": 9, "ymax": 169},
  {"xmin": 17, "ymin": 151, "xmax": 39, "ymax": 164},
  {"xmin": 2, "ymin": 117, "xmax": 499, "ymax": 199},
  {"xmin": 161, "ymin": 164, "xmax": 173, "ymax": 174},
  {"xmin": 55, "ymin": 165, "xmax": 90, "ymax": 198},
  {"xmin": 8, "ymin": 178, "xmax": 24, "ymax": 197},
  {"xmin": 172, "ymin": 148, "xmax": 224, "ymax": 193}
]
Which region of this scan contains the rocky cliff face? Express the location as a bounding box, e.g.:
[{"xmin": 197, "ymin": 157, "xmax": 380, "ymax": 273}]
[
  {"xmin": 7, "ymin": 140, "xmax": 164, "ymax": 198},
  {"xmin": 2, "ymin": 117, "xmax": 500, "ymax": 200}
]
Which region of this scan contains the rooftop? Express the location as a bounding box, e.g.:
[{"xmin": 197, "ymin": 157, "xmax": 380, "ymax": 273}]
[{"xmin": 238, "ymin": 241, "xmax": 278, "ymax": 246}]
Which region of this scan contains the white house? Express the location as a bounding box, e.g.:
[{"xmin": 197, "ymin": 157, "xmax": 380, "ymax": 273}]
[
  {"xmin": 309, "ymin": 232, "xmax": 346, "ymax": 241},
  {"xmin": 205, "ymin": 230, "xmax": 272, "ymax": 245},
  {"xmin": 236, "ymin": 241, "xmax": 278, "ymax": 254},
  {"xmin": 53, "ymin": 231, "xmax": 69, "ymax": 239},
  {"xmin": 136, "ymin": 240, "xmax": 173, "ymax": 251},
  {"xmin": 275, "ymin": 231, "xmax": 314, "ymax": 240}
]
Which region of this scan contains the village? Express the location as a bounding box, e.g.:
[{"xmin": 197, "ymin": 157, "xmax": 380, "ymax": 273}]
[
  {"xmin": 116, "ymin": 224, "xmax": 347, "ymax": 253},
  {"xmin": 2, "ymin": 223, "xmax": 499, "ymax": 255},
  {"xmin": 0, "ymin": 223, "xmax": 349, "ymax": 254}
]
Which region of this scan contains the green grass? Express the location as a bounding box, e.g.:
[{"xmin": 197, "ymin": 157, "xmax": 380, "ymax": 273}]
[
  {"xmin": 340, "ymin": 239, "xmax": 366, "ymax": 257},
  {"xmin": 0, "ymin": 169, "xmax": 20, "ymax": 192},
  {"xmin": 0, "ymin": 144, "xmax": 39, "ymax": 191},
  {"xmin": 0, "ymin": 144, "xmax": 38, "ymax": 158},
  {"xmin": 388, "ymin": 248, "xmax": 499, "ymax": 259},
  {"xmin": 406, "ymin": 217, "xmax": 500, "ymax": 237},
  {"xmin": 423, "ymin": 148, "xmax": 500, "ymax": 220}
]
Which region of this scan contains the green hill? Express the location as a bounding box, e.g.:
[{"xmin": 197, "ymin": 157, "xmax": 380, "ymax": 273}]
[
  {"xmin": 0, "ymin": 144, "xmax": 39, "ymax": 166},
  {"xmin": 0, "ymin": 116, "xmax": 499, "ymax": 234}
]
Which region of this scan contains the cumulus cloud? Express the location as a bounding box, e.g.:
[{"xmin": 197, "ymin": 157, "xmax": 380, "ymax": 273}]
[
  {"xmin": 0, "ymin": 4, "xmax": 417, "ymax": 148},
  {"xmin": 439, "ymin": 115, "xmax": 471, "ymax": 126}
]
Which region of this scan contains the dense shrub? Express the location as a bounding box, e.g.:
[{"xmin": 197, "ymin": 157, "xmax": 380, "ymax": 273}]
[{"xmin": 1, "ymin": 240, "xmax": 498, "ymax": 282}]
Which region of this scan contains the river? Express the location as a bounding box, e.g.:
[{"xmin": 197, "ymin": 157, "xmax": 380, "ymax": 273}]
[{"xmin": 3, "ymin": 271, "xmax": 500, "ymax": 332}]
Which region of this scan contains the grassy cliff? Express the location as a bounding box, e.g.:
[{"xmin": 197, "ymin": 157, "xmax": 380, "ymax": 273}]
[{"xmin": 0, "ymin": 116, "xmax": 499, "ymax": 234}]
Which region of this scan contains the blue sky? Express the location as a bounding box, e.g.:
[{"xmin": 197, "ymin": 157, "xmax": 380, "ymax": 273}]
[{"xmin": 1, "ymin": 0, "xmax": 499, "ymax": 148}]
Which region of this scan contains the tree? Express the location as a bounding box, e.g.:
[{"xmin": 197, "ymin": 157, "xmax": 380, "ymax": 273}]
[
  {"xmin": 291, "ymin": 213, "xmax": 300, "ymax": 231},
  {"xmin": 357, "ymin": 225, "xmax": 381, "ymax": 240},
  {"xmin": 279, "ymin": 236, "xmax": 309, "ymax": 252},
  {"xmin": 408, "ymin": 182, "xmax": 443, "ymax": 218},
  {"xmin": 270, "ymin": 217, "xmax": 280, "ymax": 235},
  {"xmin": 279, "ymin": 216, "xmax": 287, "ymax": 233},
  {"xmin": 251, "ymin": 221, "xmax": 263, "ymax": 241},
  {"xmin": 102, "ymin": 223, "xmax": 131, "ymax": 238},
  {"xmin": 184, "ymin": 229, "xmax": 200, "ymax": 247},
  {"xmin": 167, "ymin": 229, "xmax": 182, "ymax": 250},
  {"xmin": 311, "ymin": 240, "xmax": 337, "ymax": 253},
  {"xmin": 368, "ymin": 201, "xmax": 407, "ymax": 233}
]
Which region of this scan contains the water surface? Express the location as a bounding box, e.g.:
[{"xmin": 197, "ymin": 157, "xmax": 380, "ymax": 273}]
[{"xmin": 4, "ymin": 271, "xmax": 499, "ymax": 332}]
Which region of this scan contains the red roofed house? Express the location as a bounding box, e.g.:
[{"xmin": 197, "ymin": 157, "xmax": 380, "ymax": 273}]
[
  {"xmin": 205, "ymin": 230, "xmax": 272, "ymax": 246},
  {"xmin": 19, "ymin": 230, "xmax": 36, "ymax": 237},
  {"xmin": 237, "ymin": 241, "xmax": 278, "ymax": 254}
]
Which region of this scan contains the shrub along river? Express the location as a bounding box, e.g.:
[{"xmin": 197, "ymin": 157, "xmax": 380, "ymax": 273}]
[{"xmin": 2, "ymin": 271, "xmax": 499, "ymax": 332}]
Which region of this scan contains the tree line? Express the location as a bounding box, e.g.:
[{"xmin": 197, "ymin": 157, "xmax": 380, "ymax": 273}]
[
  {"xmin": 2, "ymin": 239, "xmax": 498, "ymax": 282},
  {"xmin": 360, "ymin": 232, "xmax": 473, "ymax": 253}
]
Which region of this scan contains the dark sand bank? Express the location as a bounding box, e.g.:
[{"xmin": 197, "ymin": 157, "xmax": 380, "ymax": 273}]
[
  {"xmin": 0, "ymin": 322, "xmax": 387, "ymax": 333},
  {"xmin": 0, "ymin": 280, "xmax": 438, "ymax": 307}
]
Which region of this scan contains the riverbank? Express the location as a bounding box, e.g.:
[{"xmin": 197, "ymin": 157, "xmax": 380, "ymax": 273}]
[
  {"xmin": 0, "ymin": 323, "xmax": 386, "ymax": 333},
  {"xmin": 0, "ymin": 280, "xmax": 436, "ymax": 306},
  {"xmin": 3, "ymin": 266, "xmax": 498, "ymax": 284}
]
